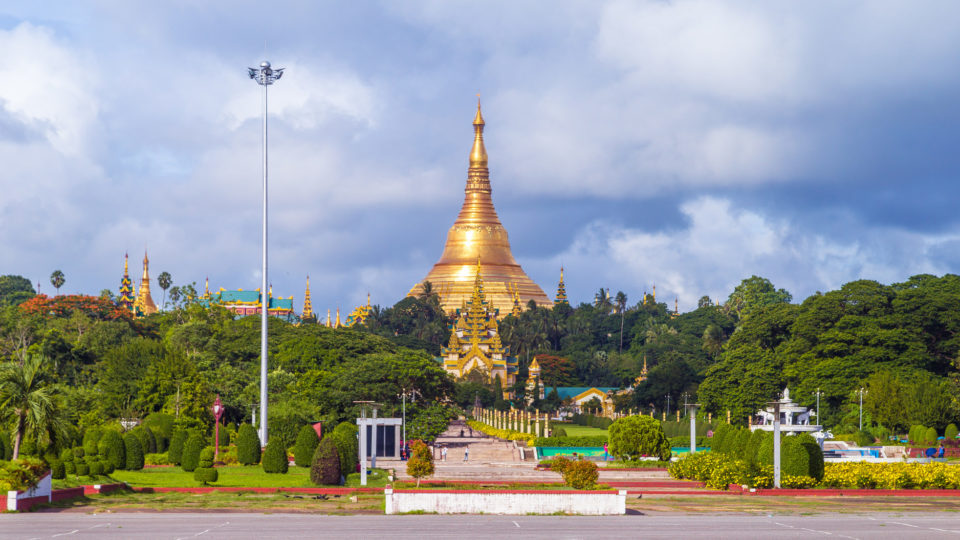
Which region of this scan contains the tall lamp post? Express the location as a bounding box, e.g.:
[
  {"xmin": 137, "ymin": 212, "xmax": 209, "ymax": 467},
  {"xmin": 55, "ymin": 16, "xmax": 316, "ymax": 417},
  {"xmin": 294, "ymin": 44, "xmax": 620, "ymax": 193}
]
[
  {"xmin": 212, "ymin": 394, "xmax": 224, "ymax": 460},
  {"xmin": 248, "ymin": 60, "xmax": 283, "ymax": 445},
  {"xmin": 856, "ymin": 387, "xmax": 867, "ymax": 431}
]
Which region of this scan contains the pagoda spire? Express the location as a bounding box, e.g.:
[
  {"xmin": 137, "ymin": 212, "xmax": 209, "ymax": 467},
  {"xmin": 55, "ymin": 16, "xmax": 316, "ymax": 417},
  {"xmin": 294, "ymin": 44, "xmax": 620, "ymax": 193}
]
[
  {"xmin": 133, "ymin": 250, "xmax": 158, "ymax": 315},
  {"xmin": 303, "ymin": 276, "xmax": 313, "ymax": 318},
  {"xmin": 118, "ymin": 252, "xmax": 135, "ymax": 312},
  {"xmin": 326, "ymin": 309, "xmax": 331, "ymax": 328},
  {"xmin": 554, "ymin": 266, "xmax": 568, "ymax": 306},
  {"xmin": 335, "ymin": 307, "xmax": 342, "ymax": 328}
]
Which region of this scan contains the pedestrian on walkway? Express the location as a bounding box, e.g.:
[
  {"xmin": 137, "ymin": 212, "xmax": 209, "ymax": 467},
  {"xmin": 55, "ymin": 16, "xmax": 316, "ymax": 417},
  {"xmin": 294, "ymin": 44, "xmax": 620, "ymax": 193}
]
[
  {"xmin": 463, "ymin": 447, "xmax": 469, "ymax": 462},
  {"xmin": 441, "ymin": 446, "xmax": 447, "ymax": 461}
]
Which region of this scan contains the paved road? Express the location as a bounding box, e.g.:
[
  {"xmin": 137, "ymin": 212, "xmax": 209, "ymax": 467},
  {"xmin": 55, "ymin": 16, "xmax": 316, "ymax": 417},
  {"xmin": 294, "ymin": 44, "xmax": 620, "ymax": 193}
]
[{"xmin": 2, "ymin": 512, "xmax": 959, "ymax": 539}]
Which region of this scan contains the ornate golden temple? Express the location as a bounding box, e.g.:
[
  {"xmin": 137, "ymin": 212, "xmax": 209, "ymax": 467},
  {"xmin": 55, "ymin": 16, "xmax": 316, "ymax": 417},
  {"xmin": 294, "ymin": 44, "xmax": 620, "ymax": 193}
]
[{"xmin": 409, "ymin": 101, "xmax": 551, "ymax": 314}]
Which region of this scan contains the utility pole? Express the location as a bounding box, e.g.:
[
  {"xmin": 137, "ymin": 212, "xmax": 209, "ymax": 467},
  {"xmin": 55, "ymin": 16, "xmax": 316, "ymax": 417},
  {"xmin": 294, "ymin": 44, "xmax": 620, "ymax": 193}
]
[
  {"xmin": 248, "ymin": 60, "xmax": 284, "ymax": 445},
  {"xmin": 857, "ymin": 387, "xmax": 867, "ymax": 431},
  {"xmin": 814, "ymin": 387, "xmax": 823, "ymax": 425}
]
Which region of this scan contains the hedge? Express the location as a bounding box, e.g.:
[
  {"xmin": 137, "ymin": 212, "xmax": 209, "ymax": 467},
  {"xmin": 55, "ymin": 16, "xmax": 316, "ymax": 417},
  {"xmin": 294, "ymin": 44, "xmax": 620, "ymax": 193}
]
[
  {"xmin": 532, "ymin": 436, "xmax": 608, "ymax": 447},
  {"xmin": 143, "ymin": 413, "xmax": 175, "ymax": 452},
  {"xmin": 181, "ymin": 434, "xmax": 203, "ymax": 472},
  {"xmin": 131, "ymin": 426, "xmax": 157, "ymax": 455},
  {"xmin": 75, "ymin": 462, "xmax": 90, "ymax": 477},
  {"xmin": 293, "ymin": 425, "xmax": 319, "ymax": 468},
  {"xmin": 466, "ymin": 420, "xmax": 536, "ymax": 444},
  {"xmin": 236, "ymin": 424, "xmax": 262, "ymax": 465},
  {"xmin": 168, "ymin": 430, "xmax": 187, "ymax": 465},
  {"xmin": 50, "ymin": 459, "xmax": 65, "ymax": 479},
  {"xmin": 310, "ymin": 437, "xmax": 341, "ymax": 485},
  {"xmin": 98, "ymin": 430, "xmax": 126, "ymax": 470},
  {"xmin": 668, "ymin": 436, "xmax": 711, "ymax": 448},
  {"xmin": 570, "ymin": 414, "xmax": 613, "ymax": 430},
  {"xmin": 123, "ymin": 433, "xmax": 144, "ymax": 470},
  {"xmin": 64, "ymin": 461, "xmax": 76, "ymax": 475},
  {"xmin": 82, "ymin": 428, "xmax": 102, "ymax": 457},
  {"xmin": 262, "ymin": 438, "xmax": 288, "ymax": 474},
  {"xmin": 854, "ymin": 429, "xmax": 874, "ymax": 447}
]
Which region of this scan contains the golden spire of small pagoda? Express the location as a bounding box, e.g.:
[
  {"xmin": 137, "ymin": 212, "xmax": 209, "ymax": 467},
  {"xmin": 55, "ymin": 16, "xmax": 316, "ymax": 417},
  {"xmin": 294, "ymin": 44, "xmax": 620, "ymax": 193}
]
[
  {"xmin": 326, "ymin": 309, "xmax": 331, "ymax": 328},
  {"xmin": 675, "ymin": 297, "xmax": 679, "ymax": 315},
  {"xmin": 554, "ymin": 266, "xmax": 568, "ymax": 306},
  {"xmin": 133, "ymin": 250, "xmax": 158, "ymax": 315},
  {"xmin": 335, "ymin": 307, "xmax": 342, "ymax": 328},
  {"xmin": 653, "ymin": 283, "xmax": 657, "ymax": 303},
  {"xmin": 302, "ymin": 276, "xmax": 313, "ymax": 318},
  {"xmin": 511, "ymin": 285, "xmax": 522, "ymax": 317}
]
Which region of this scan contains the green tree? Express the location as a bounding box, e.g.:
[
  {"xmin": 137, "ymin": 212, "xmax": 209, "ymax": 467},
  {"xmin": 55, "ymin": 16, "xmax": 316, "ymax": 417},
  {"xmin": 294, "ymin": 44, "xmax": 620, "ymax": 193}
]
[
  {"xmin": 123, "ymin": 433, "xmax": 144, "ymax": 470},
  {"xmin": 406, "ymin": 439, "xmax": 434, "ymax": 487},
  {"xmin": 50, "ymin": 270, "xmax": 65, "ymax": 296},
  {"xmin": 262, "ymin": 437, "xmax": 288, "ymax": 474},
  {"xmin": 0, "ymin": 354, "xmax": 68, "ymax": 459},
  {"xmin": 180, "ymin": 434, "xmax": 203, "ymax": 472},
  {"xmin": 236, "ymin": 423, "xmax": 261, "ymax": 465},
  {"xmin": 293, "ymin": 424, "xmax": 319, "ymax": 467},
  {"xmin": 726, "ymin": 275, "xmax": 792, "ymax": 320},
  {"xmin": 608, "ymin": 415, "xmax": 671, "ymax": 461},
  {"xmin": 157, "ymin": 272, "xmax": 172, "ymax": 311},
  {"xmin": 0, "ymin": 275, "xmax": 36, "ymax": 307},
  {"xmin": 309, "ymin": 436, "xmax": 341, "ymax": 485}
]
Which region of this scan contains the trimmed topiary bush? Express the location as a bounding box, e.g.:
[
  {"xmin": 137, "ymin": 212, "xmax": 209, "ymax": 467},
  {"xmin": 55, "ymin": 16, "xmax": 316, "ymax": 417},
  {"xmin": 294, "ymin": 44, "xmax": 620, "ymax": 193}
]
[
  {"xmin": 261, "ymin": 438, "xmax": 288, "ymax": 474},
  {"xmin": 168, "ymin": 430, "xmax": 187, "ymax": 465},
  {"xmin": 608, "ymin": 415, "xmax": 671, "ymax": 461},
  {"xmin": 757, "ymin": 434, "xmax": 820, "ymax": 479},
  {"xmin": 75, "ymin": 462, "xmax": 90, "ymax": 477},
  {"xmin": 310, "ymin": 437, "xmax": 341, "ymax": 485},
  {"xmin": 193, "ymin": 447, "xmax": 219, "ymax": 485},
  {"xmin": 946, "ymin": 423, "xmax": 959, "ymax": 440},
  {"xmin": 50, "ymin": 459, "xmax": 65, "ymax": 479},
  {"xmin": 82, "ymin": 428, "xmax": 102, "ymax": 457},
  {"xmin": 60, "ymin": 448, "xmax": 74, "ymax": 464},
  {"xmin": 101, "ymin": 459, "xmax": 115, "ymax": 475},
  {"xmin": 123, "ymin": 433, "xmax": 144, "ymax": 470},
  {"xmin": 563, "ymin": 459, "xmax": 599, "ymax": 490},
  {"xmin": 331, "ymin": 423, "xmax": 358, "ymax": 475},
  {"xmin": 181, "ymin": 434, "xmax": 204, "ymax": 472},
  {"xmin": 924, "ymin": 427, "xmax": 938, "ymax": 444},
  {"xmin": 143, "ymin": 413, "xmax": 175, "ymax": 452},
  {"xmin": 131, "ymin": 426, "xmax": 157, "ymax": 455},
  {"xmin": 89, "ymin": 461, "xmax": 104, "ymax": 476},
  {"xmin": 72, "ymin": 446, "xmax": 84, "ymax": 460},
  {"xmin": 64, "ymin": 461, "xmax": 76, "ymax": 475},
  {"xmin": 237, "ymin": 424, "xmax": 262, "ymax": 466},
  {"xmin": 98, "ymin": 430, "xmax": 126, "ymax": 471},
  {"xmin": 909, "ymin": 425, "xmax": 926, "ymax": 443},
  {"xmin": 406, "ymin": 440, "xmax": 434, "ymax": 487},
  {"xmin": 294, "ymin": 425, "xmax": 320, "ymax": 468}
]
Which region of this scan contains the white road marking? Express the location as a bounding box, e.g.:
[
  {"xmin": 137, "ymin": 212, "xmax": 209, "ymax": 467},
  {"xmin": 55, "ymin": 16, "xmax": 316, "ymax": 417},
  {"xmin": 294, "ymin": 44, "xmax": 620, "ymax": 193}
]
[
  {"xmin": 51, "ymin": 531, "xmax": 78, "ymax": 538},
  {"xmin": 929, "ymin": 529, "xmax": 960, "ymax": 534},
  {"xmin": 889, "ymin": 522, "xmax": 919, "ymax": 528},
  {"xmin": 799, "ymin": 527, "xmax": 832, "ymax": 535},
  {"xmin": 88, "ymin": 523, "xmax": 110, "ymax": 529},
  {"xmin": 194, "ymin": 530, "xmax": 210, "ymax": 537},
  {"xmin": 773, "ymin": 522, "xmax": 796, "ymax": 529},
  {"xmin": 512, "ymin": 521, "xmax": 520, "ymax": 528}
]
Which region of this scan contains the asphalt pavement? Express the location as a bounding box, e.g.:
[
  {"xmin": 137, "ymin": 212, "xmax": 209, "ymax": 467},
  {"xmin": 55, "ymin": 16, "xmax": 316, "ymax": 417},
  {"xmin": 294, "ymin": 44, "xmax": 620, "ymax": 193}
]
[{"xmin": 2, "ymin": 512, "xmax": 959, "ymax": 539}]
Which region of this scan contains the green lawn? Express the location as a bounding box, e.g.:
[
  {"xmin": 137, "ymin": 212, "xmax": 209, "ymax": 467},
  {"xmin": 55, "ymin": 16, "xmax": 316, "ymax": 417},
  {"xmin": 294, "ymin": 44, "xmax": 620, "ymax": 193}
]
[
  {"xmin": 54, "ymin": 466, "xmax": 390, "ymax": 489},
  {"xmin": 559, "ymin": 425, "xmax": 609, "ymax": 437}
]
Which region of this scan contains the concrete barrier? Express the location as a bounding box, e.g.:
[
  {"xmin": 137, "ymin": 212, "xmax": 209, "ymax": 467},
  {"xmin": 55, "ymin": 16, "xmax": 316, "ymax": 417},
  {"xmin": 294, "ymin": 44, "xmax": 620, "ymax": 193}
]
[
  {"xmin": 4, "ymin": 472, "xmax": 52, "ymax": 512},
  {"xmin": 384, "ymin": 488, "xmax": 626, "ymax": 515}
]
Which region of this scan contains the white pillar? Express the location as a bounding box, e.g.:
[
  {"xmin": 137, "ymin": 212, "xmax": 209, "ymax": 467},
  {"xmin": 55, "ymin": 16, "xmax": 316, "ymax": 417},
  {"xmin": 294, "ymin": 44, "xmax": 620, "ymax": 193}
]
[{"xmin": 358, "ymin": 420, "xmax": 367, "ymax": 486}]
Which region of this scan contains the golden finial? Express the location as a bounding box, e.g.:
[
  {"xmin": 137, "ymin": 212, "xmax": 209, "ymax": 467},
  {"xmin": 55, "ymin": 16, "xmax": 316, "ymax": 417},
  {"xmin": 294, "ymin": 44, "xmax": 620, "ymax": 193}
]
[
  {"xmin": 326, "ymin": 309, "xmax": 331, "ymax": 327},
  {"xmin": 205, "ymin": 277, "xmax": 210, "ymax": 297},
  {"xmin": 653, "ymin": 283, "xmax": 656, "ymax": 302},
  {"xmin": 124, "ymin": 252, "xmax": 129, "ymax": 274},
  {"xmin": 367, "ymin": 292, "xmax": 371, "ymax": 306},
  {"xmin": 675, "ymin": 297, "xmax": 679, "ymax": 315},
  {"xmin": 469, "ymin": 97, "xmax": 488, "ymax": 170}
]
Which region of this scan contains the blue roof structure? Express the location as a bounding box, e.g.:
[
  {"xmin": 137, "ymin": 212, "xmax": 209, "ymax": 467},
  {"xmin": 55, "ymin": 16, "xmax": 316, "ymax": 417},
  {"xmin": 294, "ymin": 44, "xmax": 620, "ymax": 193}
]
[{"xmin": 545, "ymin": 387, "xmax": 619, "ymax": 400}]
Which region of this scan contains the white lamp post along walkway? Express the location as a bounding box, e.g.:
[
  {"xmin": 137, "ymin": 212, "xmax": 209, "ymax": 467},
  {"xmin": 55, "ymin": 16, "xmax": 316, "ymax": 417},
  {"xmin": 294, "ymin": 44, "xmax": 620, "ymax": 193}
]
[{"xmin": 248, "ymin": 60, "xmax": 284, "ymax": 445}]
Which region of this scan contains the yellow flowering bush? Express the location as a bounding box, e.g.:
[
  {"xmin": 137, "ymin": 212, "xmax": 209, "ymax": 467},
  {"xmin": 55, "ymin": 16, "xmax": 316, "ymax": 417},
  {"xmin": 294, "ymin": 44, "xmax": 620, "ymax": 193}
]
[
  {"xmin": 669, "ymin": 452, "xmax": 750, "ymax": 490},
  {"xmin": 752, "ymin": 465, "xmax": 819, "ymax": 489},
  {"xmin": 466, "ymin": 420, "xmax": 536, "ymax": 444},
  {"xmin": 821, "ymin": 462, "xmax": 960, "ymax": 489}
]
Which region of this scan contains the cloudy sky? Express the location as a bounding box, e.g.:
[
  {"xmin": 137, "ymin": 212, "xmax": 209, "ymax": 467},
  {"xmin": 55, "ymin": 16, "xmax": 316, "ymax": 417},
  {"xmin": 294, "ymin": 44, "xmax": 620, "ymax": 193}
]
[{"xmin": 3, "ymin": 1, "xmax": 960, "ymax": 312}]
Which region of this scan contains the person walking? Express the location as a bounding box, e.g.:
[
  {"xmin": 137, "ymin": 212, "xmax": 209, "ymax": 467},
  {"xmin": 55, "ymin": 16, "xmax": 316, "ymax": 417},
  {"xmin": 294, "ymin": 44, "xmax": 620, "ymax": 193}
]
[
  {"xmin": 441, "ymin": 446, "xmax": 447, "ymax": 462},
  {"xmin": 463, "ymin": 447, "xmax": 469, "ymax": 462}
]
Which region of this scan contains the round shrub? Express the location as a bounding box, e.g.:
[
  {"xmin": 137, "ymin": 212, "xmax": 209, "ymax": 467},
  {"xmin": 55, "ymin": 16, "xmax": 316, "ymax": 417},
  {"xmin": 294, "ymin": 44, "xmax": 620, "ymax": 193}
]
[
  {"xmin": 75, "ymin": 462, "xmax": 90, "ymax": 477},
  {"xmin": 331, "ymin": 423, "xmax": 358, "ymax": 475},
  {"xmin": 194, "ymin": 467, "xmax": 218, "ymax": 484},
  {"xmin": 797, "ymin": 433, "xmax": 824, "ymax": 481},
  {"xmin": 745, "ymin": 430, "xmax": 768, "ymax": 465},
  {"xmin": 608, "ymin": 415, "xmax": 671, "ymax": 461},
  {"xmin": 98, "ymin": 430, "xmax": 126, "ymax": 471},
  {"xmin": 563, "ymin": 459, "xmax": 599, "ymax": 490},
  {"xmin": 924, "ymin": 427, "xmax": 938, "ymax": 444},
  {"xmin": 60, "ymin": 448, "xmax": 74, "ymax": 463},
  {"xmin": 50, "ymin": 459, "xmax": 65, "ymax": 480},
  {"xmin": 294, "ymin": 425, "xmax": 320, "ymax": 468},
  {"xmin": 64, "ymin": 461, "xmax": 76, "ymax": 475},
  {"xmin": 946, "ymin": 423, "xmax": 959, "ymax": 440},
  {"xmin": 101, "ymin": 459, "xmax": 115, "ymax": 475},
  {"xmin": 236, "ymin": 424, "xmax": 262, "ymax": 466},
  {"xmin": 181, "ymin": 434, "xmax": 204, "ymax": 472},
  {"xmin": 711, "ymin": 423, "xmax": 732, "ymax": 453},
  {"xmin": 199, "ymin": 447, "xmax": 215, "ymax": 468},
  {"xmin": 89, "ymin": 461, "xmax": 104, "ymax": 476},
  {"xmin": 758, "ymin": 434, "xmax": 818, "ymax": 479},
  {"xmin": 72, "ymin": 446, "xmax": 84, "ymax": 460},
  {"xmin": 551, "ymin": 426, "xmax": 568, "ymax": 437},
  {"xmin": 310, "ymin": 437, "xmax": 341, "ymax": 485},
  {"xmin": 123, "ymin": 433, "xmax": 144, "ymax": 470},
  {"xmin": 406, "ymin": 440, "xmax": 434, "ymax": 487},
  {"xmin": 910, "ymin": 425, "xmax": 926, "ymax": 443},
  {"xmin": 854, "ymin": 429, "xmax": 874, "ymax": 447},
  {"xmin": 261, "ymin": 438, "xmax": 288, "ymax": 474},
  {"xmin": 82, "ymin": 428, "xmax": 102, "ymax": 457},
  {"xmin": 168, "ymin": 430, "xmax": 187, "ymax": 465}
]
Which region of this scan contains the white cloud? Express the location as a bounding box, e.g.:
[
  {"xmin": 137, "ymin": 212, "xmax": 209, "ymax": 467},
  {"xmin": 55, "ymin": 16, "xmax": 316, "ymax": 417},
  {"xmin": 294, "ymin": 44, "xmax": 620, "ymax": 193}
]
[
  {"xmin": 550, "ymin": 197, "xmax": 953, "ymax": 310},
  {"xmin": 0, "ymin": 23, "xmax": 100, "ymax": 155}
]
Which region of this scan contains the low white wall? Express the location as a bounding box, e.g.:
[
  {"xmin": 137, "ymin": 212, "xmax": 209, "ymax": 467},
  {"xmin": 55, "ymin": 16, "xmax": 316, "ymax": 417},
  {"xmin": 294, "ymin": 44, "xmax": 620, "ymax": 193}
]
[{"xmin": 384, "ymin": 489, "xmax": 626, "ymax": 515}]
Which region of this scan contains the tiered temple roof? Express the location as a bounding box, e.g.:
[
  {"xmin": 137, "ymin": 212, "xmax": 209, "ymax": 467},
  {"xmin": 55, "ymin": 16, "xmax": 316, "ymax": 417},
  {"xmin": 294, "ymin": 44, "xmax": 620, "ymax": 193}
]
[
  {"xmin": 555, "ymin": 267, "xmax": 568, "ymax": 306},
  {"xmin": 118, "ymin": 253, "xmax": 135, "ymax": 312}
]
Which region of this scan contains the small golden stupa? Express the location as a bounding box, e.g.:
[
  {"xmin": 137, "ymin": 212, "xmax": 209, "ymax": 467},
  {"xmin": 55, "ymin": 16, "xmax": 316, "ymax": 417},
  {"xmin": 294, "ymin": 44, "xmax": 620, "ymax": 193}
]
[
  {"xmin": 409, "ymin": 100, "xmax": 551, "ymax": 314},
  {"xmin": 133, "ymin": 251, "xmax": 158, "ymax": 315}
]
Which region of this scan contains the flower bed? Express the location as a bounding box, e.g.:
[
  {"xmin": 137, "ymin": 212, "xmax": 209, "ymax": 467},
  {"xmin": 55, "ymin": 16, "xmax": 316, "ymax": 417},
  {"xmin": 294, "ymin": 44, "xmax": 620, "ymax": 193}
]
[{"xmin": 466, "ymin": 420, "xmax": 535, "ymax": 444}]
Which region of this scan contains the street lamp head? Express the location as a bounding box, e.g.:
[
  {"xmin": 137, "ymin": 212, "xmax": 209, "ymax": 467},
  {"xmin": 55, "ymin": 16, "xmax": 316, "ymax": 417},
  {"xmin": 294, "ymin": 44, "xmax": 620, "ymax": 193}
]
[{"xmin": 261, "ymin": 61, "xmax": 271, "ymax": 68}]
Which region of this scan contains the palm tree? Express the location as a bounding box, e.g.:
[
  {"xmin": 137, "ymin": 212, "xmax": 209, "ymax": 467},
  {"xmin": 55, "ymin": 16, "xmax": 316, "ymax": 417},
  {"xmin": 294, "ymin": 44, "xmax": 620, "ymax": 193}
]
[
  {"xmin": 0, "ymin": 354, "xmax": 67, "ymax": 459},
  {"xmin": 702, "ymin": 324, "xmax": 724, "ymax": 358},
  {"xmin": 594, "ymin": 288, "xmax": 612, "ymax": 313},
  {"xmin": 158, "ymin": 271, "xmax": 172, "ymax": 310},
  {"xmin": 615, "ymin": 291, "xmax": 627, "ymax": 354},
  {"xmin": 49, "ymin": 270, "xmax": 65, "ymax": 296}
]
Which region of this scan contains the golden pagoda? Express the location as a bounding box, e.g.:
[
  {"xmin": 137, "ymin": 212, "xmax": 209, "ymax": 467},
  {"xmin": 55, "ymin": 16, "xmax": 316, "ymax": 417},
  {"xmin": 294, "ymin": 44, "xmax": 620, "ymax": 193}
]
[
  {"xmin": 133, "ymin": 251, "xmax": 158, "ymax": 315},
  {"xmin": 441, "ymin": 260, "xmax": 518, "ymax": 393},
  {"xmin": 408, "ymin": 100, "xmax": 551, "ymax": 314},
  {"xmin": 525, "ymin": 356, "xmax": 544, "ymax": 404},
  {"xmin": 117, "ymin": 253, "xmax": 135, "ymax": 312},
  {"xmin": 554, "ymin": 267, "xmax": 568, "ymax": 306}
]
